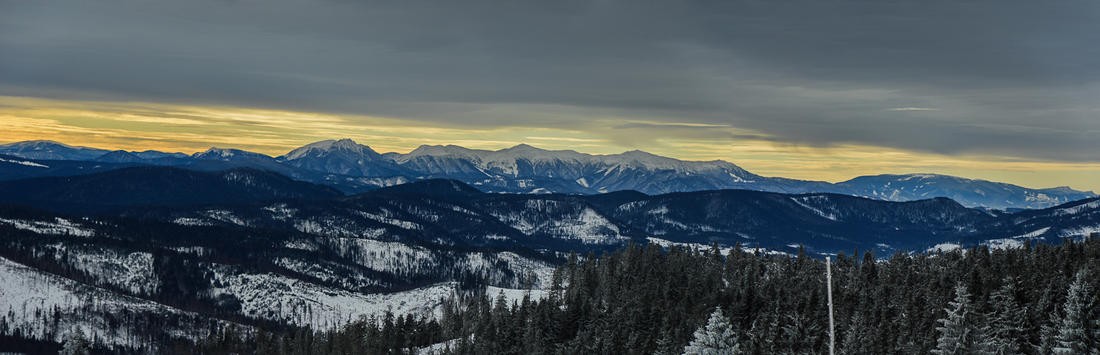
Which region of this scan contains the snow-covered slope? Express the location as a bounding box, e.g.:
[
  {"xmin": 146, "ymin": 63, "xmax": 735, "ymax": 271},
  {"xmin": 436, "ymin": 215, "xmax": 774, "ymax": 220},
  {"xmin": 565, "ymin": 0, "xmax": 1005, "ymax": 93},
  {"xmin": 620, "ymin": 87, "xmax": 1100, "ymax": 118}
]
[
  {"xmin": 963, "ymin": 197, "xmax": 1100, "ymax": 248},
  {"xmin": 209, "ymin": 265, "xmax": 455, "ymax": 329},
  {"xmin": 0, "ymin": 256, "xmax": 237, "ymax": 352},
  {"xmin": 0, "ymin": 204, "xmax": 557, "ymax": 349}
]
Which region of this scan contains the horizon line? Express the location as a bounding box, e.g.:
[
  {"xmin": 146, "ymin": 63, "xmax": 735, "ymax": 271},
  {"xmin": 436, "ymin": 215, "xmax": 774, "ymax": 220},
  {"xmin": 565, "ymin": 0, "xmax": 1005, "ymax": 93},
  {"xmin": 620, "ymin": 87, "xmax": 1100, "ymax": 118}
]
[{"xmin": 0, "ymin": 137, "xmax": 1091, "ymax": 193}]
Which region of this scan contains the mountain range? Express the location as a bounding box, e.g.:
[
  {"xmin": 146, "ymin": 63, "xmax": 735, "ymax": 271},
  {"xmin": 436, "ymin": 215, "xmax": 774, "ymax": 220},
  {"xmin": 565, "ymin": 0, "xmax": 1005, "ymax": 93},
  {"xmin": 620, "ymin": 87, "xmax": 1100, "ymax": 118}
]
[
  {"xmin": 0, "ymin": 139, "xmax": 1093, "ymax": 209},
  {"xmin": 2, "ymin": 155, "xmax": 1098, "ymax": 350}
]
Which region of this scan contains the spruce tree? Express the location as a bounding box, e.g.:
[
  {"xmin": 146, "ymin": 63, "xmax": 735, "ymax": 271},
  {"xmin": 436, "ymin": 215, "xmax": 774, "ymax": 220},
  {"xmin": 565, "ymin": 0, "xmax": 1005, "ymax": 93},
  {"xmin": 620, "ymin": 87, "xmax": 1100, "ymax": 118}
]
[
  {"xmin": 1052, "ymin": 270, "xmax": 1096, "ymax": 354},
  {"xmin": 683, "ymin": 308, "xmax": 741, "ymax": 355},
  {"xmin": 932, "ymin": 283, "xmax": 976, "ymax": 355},
  {"xmin": 653, "ymin": 328, "xmax": 679, "ymax": 355},
  {"xmin": 983, "ymin": 279, "xmax": 1028, "ymax": 354},
  {"xmin": 840, "ymin": 311, "xmax": 870, "ymax": 355}
]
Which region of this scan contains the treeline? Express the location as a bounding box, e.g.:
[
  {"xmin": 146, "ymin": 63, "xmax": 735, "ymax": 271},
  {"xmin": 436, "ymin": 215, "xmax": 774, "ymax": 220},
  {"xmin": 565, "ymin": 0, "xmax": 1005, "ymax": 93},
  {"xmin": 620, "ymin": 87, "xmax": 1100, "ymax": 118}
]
[{"xmin": 216, "ymin": 238, "xmax": 1100, "ymax": 354}]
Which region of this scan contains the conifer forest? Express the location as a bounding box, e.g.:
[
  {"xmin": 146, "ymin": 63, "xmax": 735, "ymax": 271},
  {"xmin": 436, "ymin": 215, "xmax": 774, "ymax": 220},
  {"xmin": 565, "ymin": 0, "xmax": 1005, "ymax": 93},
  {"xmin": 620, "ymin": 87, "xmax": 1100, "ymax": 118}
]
[{"xmin": 187, "ymin": 240, "xmax": 1100, "ymax": 355}]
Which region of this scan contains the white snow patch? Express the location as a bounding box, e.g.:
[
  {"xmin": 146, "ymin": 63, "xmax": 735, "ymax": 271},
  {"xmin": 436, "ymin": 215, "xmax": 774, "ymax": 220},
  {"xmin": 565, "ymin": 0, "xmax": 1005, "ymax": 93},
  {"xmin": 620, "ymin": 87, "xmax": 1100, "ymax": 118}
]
[
  {"xmin": 173, "ymin": 217, "xmax": 212, "ymax": 226},
  {"xmin": 0, "ymin": 217, "xmax": 95, "ymax": 237},
  {"xmin": 263, "ymin": 204, "xmax": 298, "ymax": 220},
  {"xmin": 356, "ymin": 210, "xmax": 422, "ymax": 230},
  {"xmin": 462, "ymin": 252, "xmax": 556, "ymax": 289},
  {"xmin": 284, "ymin": 239, "xmax": 319, "ymax": 251},
  {"xmin": 170, "ymin": 246, "xmax": 212, "ymax": 257},
  {"xmin": 646, "ymin": 205, "xmax": 670, "ymax": 216},
  {"xmin": 323, "ymin": 238, "xmax": 435, "ymax": 273},
  {"xmin": 1011, "ymin": 227, "xmax": 1051, "ymax": 239},
  {"xmin": 983, "ymin": 238, "xmax": 1025, "ymax": 250},
  {"xmin": 48, "ymin": 246, "xmax": 159, "ymax": 295},
  {"xmin": 789, "ymin": 196, "xmax": 839, "ymax": 221},
  {"xmin": 418, "ymin": 337, "xmax": 469, "ymax": 355},
  {"xmin": 294, "ymin": 218, "xmax": 386, "ymax": 239},
  {"xmin": 928, "ymin": 243, "xmax": 963, "ymax": 253},
  {"xmin": 485, "ymin": 286, "xmax": 549, "ymax": 304},
  {"xmin": 551, "ymin": 208, "xmax": 625, "ymax": 243},
  {"xmin": 210, "ymin": 266, "xmax": 458, "ymax": 329},
  {"xmin": 647, "ymin": 237, "xmax": 789, "ymax": 256},
  {"xmin": 1054, "ymin": 200, "xmax": 1100, "ymax": 216},
  {"xmin": 492, "ymin": 201, "xmax": 627, "ymax": 244},
  {"xmin": 1059, "ymin": 225, "xmax": 1100, "ymax": 239},
  {"xmin": 978, "ymin": 227, "xmax": 1052, "ymax": 250},
  {"xmin": 274, "ymin": 257, "xmax": 385, "ymax": 290},
  {"xmin": 202, "ymin": 210, "xmax": 250, "ymax": 227},
  {"xmin": 0, "ymin": 156, "xmax": 48, "ymax": 168}
]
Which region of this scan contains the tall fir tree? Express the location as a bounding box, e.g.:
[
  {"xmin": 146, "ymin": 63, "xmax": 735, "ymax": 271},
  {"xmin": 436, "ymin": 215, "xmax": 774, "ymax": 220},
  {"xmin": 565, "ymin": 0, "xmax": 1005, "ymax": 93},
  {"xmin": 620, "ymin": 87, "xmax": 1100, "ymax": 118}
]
[
  {"xmin": 684, "ymin": 308, "xmax": 741, "ymax": 355},
  {"xmin": 840, "ymin": 311, "xmax": 870, "ymax": 355},
  {"xmin": 982, "ymin": 278, "xmax": 1028, "ymax": 355},
  {"xmin": 932, "ymin": 283, "xmax": 977, "ymax": 355},
  {"xmin": 1052, "ymin": 270, "xmax": 1097, "ymax": 354}
]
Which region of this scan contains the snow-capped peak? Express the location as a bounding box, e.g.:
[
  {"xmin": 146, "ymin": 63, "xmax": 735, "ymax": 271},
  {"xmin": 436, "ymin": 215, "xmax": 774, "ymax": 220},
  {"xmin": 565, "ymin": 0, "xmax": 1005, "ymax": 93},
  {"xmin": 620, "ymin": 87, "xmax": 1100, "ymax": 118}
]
[
  {"xmin": 197, "ymin": 148, "xmax": 237, "ymax": 158},
  {"xmin": 494, "ymin": 144, "xmax": 587, "ymax": 162},
  {"xmin": 305, "ymin": 139, "xmax": 360, "ymax": 151},
  {"xmin": 193, "ymin": 147, "xmax": 274, "ymax": 161},
  {"xmin": 404, "ymin": 145, "xmax": 481, "ymax": 158},
  {"xmin": 603, "ymin": 149, "xmax": 746, "ymax": 174},
  {"xmin": 502, "ymin": 143, "xmax": 544, "ymax": 153},
  {"xmin": 611, "ymin": 150, "xmax": 676, "ymax": 164},
  {"xmin": 400, "ymin": 143, "xmax": 588, "ymax": 164},
  {"xmin": 282, "ymin": 139, "xmax": 381, "ymax": 161}
]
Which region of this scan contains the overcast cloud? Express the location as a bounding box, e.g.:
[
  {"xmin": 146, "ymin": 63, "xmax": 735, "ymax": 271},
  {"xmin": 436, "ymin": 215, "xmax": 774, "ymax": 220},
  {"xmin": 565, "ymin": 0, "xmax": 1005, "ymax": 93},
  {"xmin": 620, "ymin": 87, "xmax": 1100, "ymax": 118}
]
[{"xmin": 2, "ymin": 0, "xmax": 1099, "ymax": 161}]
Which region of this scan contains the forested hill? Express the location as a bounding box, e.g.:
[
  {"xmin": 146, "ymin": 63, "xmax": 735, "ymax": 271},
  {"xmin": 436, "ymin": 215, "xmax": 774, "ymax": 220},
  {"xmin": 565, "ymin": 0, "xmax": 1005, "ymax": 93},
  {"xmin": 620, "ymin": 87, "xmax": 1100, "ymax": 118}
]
[
  {"xmin": 214, "ymin": 239, "xmax": 1100, "ymax": 354},
  {"xmin": 3, "ymin": 167, "xmax": 1100, "ymax": 256},
  {"xmin": 4, "ymin": 173, "xmax": 1100, "ymax": 353}
]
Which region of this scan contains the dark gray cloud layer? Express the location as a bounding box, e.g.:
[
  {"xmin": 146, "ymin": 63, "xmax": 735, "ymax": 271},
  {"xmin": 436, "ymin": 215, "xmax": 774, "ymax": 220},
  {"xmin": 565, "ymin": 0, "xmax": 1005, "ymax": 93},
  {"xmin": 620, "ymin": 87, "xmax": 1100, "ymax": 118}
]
[{"xmin": 2, "ymin": 0, "xmax": 1099, "ymax": 160}]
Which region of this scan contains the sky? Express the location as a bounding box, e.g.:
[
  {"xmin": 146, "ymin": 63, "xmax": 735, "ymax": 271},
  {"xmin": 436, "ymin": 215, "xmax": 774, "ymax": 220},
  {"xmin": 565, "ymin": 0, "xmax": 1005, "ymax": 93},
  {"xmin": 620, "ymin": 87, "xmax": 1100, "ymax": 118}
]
[{"xmin": 2, "ymin": 0, "xmax": 1099, "ymax": 191}]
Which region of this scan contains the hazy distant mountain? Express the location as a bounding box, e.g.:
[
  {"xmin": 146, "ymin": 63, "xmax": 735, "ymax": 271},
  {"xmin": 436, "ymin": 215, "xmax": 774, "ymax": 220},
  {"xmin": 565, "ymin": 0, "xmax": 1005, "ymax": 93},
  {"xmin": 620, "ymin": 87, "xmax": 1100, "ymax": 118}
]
[
  {"xmin": 837, "ymin": 174, "xmax": 1093, "ymax": 210},
  {"xmin": 0, "ymin": 140, "xmax": 110, "ymax": 161},
  {"xmin": 0, "ymin": 139, "xmax": 1093, "ymax": 209},
  {"xmin": 0, "ymin": 153, "xmax": 149, "ymax": 181},
  {"xmin": 95, "ymin": 150, "xmax": 146, "ymax": 163},
  {"xmin": 132, "ymin": 150, "xmax": 190, "ymax": 160},
  {"xmin": 185, "ymin": 147, "xmax": 306, "ymax": 175}
]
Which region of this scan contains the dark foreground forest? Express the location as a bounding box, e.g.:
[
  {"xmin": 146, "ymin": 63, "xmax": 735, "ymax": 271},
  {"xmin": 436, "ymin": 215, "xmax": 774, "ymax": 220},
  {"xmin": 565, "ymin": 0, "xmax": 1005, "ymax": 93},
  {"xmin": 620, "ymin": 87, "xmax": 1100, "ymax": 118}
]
[{"xmin": 181, "ymin": 239, "xmax": 1100, "ymax": 355}]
